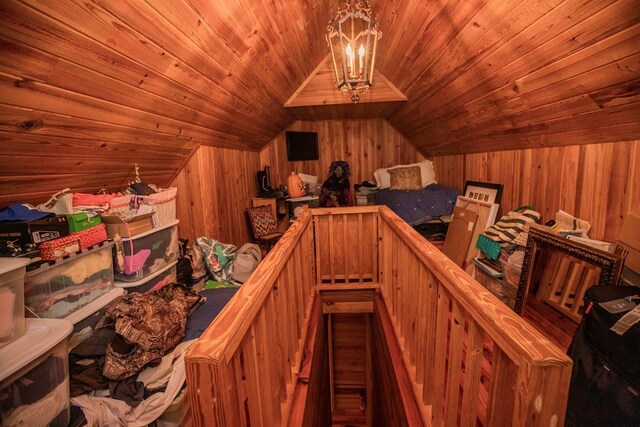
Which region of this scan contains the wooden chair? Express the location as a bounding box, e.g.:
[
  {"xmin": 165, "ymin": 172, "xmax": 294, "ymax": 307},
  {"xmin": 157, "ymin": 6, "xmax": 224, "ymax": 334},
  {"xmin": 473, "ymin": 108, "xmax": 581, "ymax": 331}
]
[{"xmin": 246, "ymin": 205, "xmax": 283, "ymax": 253}]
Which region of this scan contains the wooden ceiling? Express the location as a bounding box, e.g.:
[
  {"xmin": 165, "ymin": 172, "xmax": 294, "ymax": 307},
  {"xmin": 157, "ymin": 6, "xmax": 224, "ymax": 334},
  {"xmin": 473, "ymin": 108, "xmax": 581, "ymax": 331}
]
[{"xmin": 0, "ymin": 0, "xmax": 638, "ymax": 201}]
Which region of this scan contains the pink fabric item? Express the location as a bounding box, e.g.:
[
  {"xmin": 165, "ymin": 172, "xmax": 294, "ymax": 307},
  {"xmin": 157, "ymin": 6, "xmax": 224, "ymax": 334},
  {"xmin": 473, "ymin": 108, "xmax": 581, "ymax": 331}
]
[
  {"xmin": 123, "ymin": 249, "xmax": 151, "ymax": 275},
  {"xmin": 73, "ymin": 193, "xmax": 116, "ymax": 206}
]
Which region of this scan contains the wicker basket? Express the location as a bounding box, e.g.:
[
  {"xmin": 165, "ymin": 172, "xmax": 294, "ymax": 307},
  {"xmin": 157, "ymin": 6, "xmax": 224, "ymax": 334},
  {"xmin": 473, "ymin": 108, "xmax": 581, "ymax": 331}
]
[
  {"xmin": 141, "ymin": 188, "xmax": 177, "ymax": 227},
  {"xmin": 103, "ymin": 188, "xmax": 176, "ymax": 228},
  {"xmin": 103, "ymin": 194, "xmax": 139, "ymax": 217}
]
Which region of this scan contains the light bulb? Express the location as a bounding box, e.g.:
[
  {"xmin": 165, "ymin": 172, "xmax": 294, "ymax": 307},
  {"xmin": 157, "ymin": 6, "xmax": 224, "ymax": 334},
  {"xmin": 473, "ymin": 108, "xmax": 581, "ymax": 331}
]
[{"xmin": 346, "ymin": 43, "xmax": 354, "ymax": 58}]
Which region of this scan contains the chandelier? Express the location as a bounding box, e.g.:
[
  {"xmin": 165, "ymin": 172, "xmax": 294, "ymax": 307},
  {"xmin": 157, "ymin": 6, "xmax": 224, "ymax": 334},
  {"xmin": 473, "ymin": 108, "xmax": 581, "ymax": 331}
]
[{"xmin": 326, "ymin": 1, "xmax": 382, "ymax": 103}]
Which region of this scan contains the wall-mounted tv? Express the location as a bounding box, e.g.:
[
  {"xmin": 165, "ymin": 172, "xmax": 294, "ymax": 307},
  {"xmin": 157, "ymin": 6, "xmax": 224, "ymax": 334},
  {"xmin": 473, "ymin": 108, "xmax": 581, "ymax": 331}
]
[{"xmin": 286, "ymin": 131, "xmax": 319, "ymax": 161}]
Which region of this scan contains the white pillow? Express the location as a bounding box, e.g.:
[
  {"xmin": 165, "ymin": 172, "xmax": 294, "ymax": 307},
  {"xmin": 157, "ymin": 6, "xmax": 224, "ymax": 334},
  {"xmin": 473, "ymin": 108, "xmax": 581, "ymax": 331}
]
[
  {"xmin": 374, "ymin": 160, "xmax": 436, "ymax": 189},
  {"xmin": 373, "ymin": 167, "xmax": 391, "ymax": 189}
]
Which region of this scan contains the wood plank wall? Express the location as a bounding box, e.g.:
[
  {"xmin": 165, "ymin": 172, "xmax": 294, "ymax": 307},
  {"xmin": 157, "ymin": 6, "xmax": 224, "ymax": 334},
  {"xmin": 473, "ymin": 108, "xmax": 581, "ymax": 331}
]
[
  {"xmin": 259, "ymin": 119, "xmax": 425, "ymax": 190},
  {"xmin": 330, "ymin": 313, "xmax": 368, "ymax": 421},
  {"xmin": 176, "ymin": 120, "xmax": 638, "ymax": 250},
  {"xmin": 371, "ymin": 295, "xmax": 424, "ymax": 426},
  {"xmin": 433, "ymin": 140, "xmax": 640, "ymax": 242},
  {"xmin": 172, "ymin": 119, "xmax": 424, "ymax": 248},
  {"xmin": 172, "ymin": 145, "xmax": 260, "ymax": 246}
]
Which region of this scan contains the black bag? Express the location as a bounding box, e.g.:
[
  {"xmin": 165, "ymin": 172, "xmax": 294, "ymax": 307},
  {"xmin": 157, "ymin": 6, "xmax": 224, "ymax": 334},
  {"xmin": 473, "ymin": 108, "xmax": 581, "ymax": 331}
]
[{"xmin": 566, "ymin": 285, "xmax": 640, "ymax": 427}]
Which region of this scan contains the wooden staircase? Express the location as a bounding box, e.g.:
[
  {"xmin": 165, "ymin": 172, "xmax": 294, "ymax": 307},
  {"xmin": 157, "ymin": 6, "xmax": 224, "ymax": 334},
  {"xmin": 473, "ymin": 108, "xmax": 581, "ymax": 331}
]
[{"xmin": 186, "ymin": 207, "xmax": 573, "ymax": 426}]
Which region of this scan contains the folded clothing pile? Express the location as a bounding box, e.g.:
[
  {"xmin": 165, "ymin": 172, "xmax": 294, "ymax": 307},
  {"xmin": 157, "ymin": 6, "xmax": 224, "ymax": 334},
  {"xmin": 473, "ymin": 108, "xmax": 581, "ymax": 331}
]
[{"xmin": 476, "ymin": 207, "xmax": 541, "ymax": 260}]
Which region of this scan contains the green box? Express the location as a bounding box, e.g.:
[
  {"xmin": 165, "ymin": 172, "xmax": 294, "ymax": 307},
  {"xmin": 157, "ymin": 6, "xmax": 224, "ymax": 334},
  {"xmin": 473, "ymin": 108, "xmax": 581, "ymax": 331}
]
[{"xmin": 67, "ymin": 213, "xmax": 102, "ymax": 233}]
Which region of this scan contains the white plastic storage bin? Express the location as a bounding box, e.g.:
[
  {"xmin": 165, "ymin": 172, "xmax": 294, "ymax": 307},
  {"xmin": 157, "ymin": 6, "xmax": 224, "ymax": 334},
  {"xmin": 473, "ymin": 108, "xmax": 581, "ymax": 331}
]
[
  {"xmin": 24, "ymin": 241, "xmax": 115, "ymax": 319},
  {"xmin": 65, "ymin": 287, "xmax": 125, "ymax": 334},
  {"xmin": 0, "ymin": 258, "xmax": 30, "ymax": 348},
  {"xmin": 0, "ymin": 318, "xmax": 73, "ymax": 427},
  {"xmin": 113, "ymin": 220, "xmax": 179, "ymax": 282},
  {"xmin": 114, "ymin": 260, "xmax": 178, "ymax": 293}
]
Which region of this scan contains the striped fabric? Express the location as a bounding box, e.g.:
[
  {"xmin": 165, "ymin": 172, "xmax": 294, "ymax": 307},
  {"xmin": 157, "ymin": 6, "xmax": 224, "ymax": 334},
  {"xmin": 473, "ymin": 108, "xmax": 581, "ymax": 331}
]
[{"xmin": 483, "ymin": 209, "xmax": 541, "ymax": 245}]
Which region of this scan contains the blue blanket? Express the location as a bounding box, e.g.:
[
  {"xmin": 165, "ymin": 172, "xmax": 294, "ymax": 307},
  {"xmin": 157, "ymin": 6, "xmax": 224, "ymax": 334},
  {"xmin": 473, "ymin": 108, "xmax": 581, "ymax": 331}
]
[{"xmin": 375, "ymin": 184, "xmax": 460, "ymax": 226}]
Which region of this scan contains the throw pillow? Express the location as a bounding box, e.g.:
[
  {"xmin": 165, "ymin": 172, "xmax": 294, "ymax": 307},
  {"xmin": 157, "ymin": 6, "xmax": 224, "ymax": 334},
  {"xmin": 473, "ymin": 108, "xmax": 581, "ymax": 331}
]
[
  {"xmin": 373, "ymin": 160, "xmax": 437, "ymax": 189},
  {"xmin": 247, "ymin": 205, "xmax": 277, "ymax": 238},
  {"xmin": 389, "ymin": 166, "xmax": 422, "ymax": 190}
]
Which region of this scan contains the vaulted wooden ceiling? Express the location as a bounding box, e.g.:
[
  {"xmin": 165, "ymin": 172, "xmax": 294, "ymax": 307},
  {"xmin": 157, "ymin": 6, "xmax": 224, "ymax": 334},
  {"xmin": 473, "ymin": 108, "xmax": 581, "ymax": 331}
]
[{"xmin": 0, "ymin": 0, "xmax": 638, "ymax": 201}]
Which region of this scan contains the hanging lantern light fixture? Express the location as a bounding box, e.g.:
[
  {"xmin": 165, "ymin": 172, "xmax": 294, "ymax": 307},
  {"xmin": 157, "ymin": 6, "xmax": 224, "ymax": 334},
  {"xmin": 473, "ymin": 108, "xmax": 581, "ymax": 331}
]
[{"xmin": 326, "ymin": 1, "xmax": 382, "ymax": 103}]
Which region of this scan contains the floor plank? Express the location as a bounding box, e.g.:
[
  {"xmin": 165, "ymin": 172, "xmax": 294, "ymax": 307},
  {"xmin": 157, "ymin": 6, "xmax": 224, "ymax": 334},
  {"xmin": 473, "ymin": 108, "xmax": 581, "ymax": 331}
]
[{"xmin": 522, "ymin": 295, "xmax": 579, "ymax": 351}]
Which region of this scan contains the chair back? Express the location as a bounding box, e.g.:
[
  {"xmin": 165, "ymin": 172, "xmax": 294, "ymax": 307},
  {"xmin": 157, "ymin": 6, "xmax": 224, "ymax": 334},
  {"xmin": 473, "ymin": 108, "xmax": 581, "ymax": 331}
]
[{"xmin": 247, "ymin": 205, "xmax": 278, "ymax": 239}]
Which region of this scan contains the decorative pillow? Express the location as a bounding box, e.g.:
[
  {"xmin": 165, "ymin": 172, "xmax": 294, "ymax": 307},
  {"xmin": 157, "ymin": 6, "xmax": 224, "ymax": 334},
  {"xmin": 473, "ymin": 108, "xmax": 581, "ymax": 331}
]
[
  {"xmin": 373, "ymin": 167, "xmax": 391, "ymax": 189},
  {"xmin": 247, "ymin": 205, "xmax": 277, "ymax": 238},
  {"xmin": 389, "ymin": 166, "xmax": 422, "ymax": 190},
  {"xmin": 416, "ymin": 160, "xmax": 436, "ymax": 187},
  {"xmin": 373, "ymin": 160, "xmax": 437, "ymax": 189}
]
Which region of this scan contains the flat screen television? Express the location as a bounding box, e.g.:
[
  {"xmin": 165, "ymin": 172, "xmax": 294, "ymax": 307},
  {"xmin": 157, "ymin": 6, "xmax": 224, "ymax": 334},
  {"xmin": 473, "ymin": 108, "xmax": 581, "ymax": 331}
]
[{"xmin": 286, "ymin": 131, "xmax": 319, "ymax": 161}]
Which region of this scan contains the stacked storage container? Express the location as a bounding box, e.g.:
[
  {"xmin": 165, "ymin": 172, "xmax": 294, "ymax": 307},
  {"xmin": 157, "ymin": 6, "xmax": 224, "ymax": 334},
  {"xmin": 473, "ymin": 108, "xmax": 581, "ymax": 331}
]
[
  {"xmin": 24, "ymin": 241, "xmax": 115, "ymax": 319},
  {"xmin": 0, "ymin": 258, "xmax": 30, "ymax": 348},
  {"xmin": 112, "ymin": 220, "xmax": 179, "ymax": 292},
  {"xmin": 0, "ymin": 318, "xmax": 73, "ymax": 427},
  {"xmin": 65, "ymin": 286, "xmax": 125, "ymax": 333},
  {"xmin": 114, "ymin": 260, "xmax": 178, "ymax": 293}
]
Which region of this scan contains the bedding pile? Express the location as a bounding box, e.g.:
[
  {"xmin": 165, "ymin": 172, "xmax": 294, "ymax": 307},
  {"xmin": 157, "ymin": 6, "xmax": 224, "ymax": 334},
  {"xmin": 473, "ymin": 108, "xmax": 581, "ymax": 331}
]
[{"xmin": 375, "ymin": 184, "xmax": 459, "ymax": 225}]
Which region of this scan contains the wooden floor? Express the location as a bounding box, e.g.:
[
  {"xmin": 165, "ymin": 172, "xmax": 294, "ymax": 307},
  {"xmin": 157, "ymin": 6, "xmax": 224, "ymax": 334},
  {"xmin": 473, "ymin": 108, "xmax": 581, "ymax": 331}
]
[{"xmin": 522, "ymin": 295, "xmax": 579, "ymax": 351}]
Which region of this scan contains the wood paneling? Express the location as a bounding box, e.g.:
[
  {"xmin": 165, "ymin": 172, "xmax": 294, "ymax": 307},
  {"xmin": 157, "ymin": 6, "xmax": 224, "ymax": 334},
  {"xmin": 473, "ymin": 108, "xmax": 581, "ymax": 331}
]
[
  {"xmin": 1, "ymin": 0, "xmax": 638, "ymax": 212},
  {"xmin": 285, "ymin": 56, "xmax": 407, "ymax": 107},
  {"xmin": 433, "ymin": 140, "xmax": 640, "ymax": 242},
  {"xmin": 330, "ymin": 313, "xmax": 368, "ymax": 422},
  {"xmin": 289, "ymin": 298, "xmax": 332, "ymax": 427},
  {"xmin": 0, "ymin": 0, "xmax": 335, "ymax": 205},
  {"xmin": 260, "ymin": 119, "xmax": 425, "ymax": 191},
  {"xmin": 173, "ymin": 145, "xmax": 260, "ymax": 247},
  {"xmin": 387, "ymin": 0, "xmax": 640, "ymax": 155},
  {"xmin": 372, "ymin": 294, "xmax": 424, "ymax": 427}
]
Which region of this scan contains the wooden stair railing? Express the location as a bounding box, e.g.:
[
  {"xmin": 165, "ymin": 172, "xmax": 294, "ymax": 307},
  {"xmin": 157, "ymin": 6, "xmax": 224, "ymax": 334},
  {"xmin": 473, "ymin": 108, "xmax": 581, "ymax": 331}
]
[
  {"xmin": 186, "ymin": 206, "xmax": 572, "ymax": 427},
  {"xmin": 186, "ymin": 211, "xmax": 317, "ymax": 426},
  {"xmin": 376, "ymin": 207, "xmax": 572, "ymax": 426}
]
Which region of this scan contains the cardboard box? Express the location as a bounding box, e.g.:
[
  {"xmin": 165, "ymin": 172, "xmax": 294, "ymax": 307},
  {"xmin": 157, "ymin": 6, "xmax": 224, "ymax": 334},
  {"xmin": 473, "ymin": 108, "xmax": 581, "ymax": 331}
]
[
  {"xmin": 67, "ymin": 212, "xmax": 101, "ymax": 233},
  {"xmin": 101, "ymin": 213, "xmax": 154, "ymax": 238},
  {"xmin": 617, "ymin": 213, "xmax": 640, "ymax": 274}
]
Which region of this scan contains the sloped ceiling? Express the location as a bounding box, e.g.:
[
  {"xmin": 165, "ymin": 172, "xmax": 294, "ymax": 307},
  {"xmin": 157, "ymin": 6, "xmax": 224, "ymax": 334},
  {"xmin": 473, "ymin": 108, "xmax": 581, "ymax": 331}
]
[
  {"xmin": 0, "ymin": 0, "xmax": 639, "ymax": 202},
  {"xmin": 285, "ymin": 55, "xmax": 407, "ymax": 107}
]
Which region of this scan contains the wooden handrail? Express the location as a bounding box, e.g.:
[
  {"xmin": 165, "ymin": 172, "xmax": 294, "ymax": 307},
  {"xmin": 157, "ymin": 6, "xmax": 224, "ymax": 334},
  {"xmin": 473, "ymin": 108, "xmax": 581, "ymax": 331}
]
[
  {"xmin": 187, "ymin": 210, "xmax": 312, "ymax": 364},
  {"xmin": 186, "ymin": 206, "xmax": 572, "ymax": 426},
  {"xmin": 186, "ymin": 210, "xmax": 317, "ymax": 426},
  {"xmin": 378, "ymin": 206, "xmax": 570, "ymax": 364},
  {"xmin": 376, "ymin": 206, "xmax": 572, "ymax": 426}
]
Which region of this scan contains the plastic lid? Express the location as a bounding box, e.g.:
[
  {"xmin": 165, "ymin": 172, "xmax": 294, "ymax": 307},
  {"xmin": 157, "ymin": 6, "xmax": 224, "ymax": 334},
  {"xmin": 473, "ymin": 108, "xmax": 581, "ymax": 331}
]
[
  {"xmin": 114, "ymin": 260, "xmax": 178, "ymax": 288},
  {"xmin": 26, "ymin": 240, "xmax": 114, "ymax": 274},
  {"xmin": 0, "ymin": 318, "xmax": 72, "ymax": 381},
  {"xmin": 64, "ymin": 287, "xmax": 126, "ymax": 325},
  {"xmin": 119, "ymin": 219, "xmax": 179, "ymax": 242},
  {"xmin": 0, "ymin": 258, "xmax": 30, "ymax": 276}
]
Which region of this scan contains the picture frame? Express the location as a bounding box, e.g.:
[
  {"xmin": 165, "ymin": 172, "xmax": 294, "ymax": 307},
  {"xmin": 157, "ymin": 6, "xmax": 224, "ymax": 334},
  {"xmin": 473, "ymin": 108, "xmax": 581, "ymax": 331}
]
[
  {"xmin": 463, "ymin": 180, "xmax": 504, "ymax": 205},
  {"xmin": 514, "ymin": 226, "xmax": 625, "ymax": 317}
]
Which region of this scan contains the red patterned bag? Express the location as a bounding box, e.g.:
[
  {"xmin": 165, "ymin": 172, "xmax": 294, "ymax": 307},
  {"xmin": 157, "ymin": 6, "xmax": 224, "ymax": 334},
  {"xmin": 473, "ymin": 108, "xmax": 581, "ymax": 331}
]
[
  {"xmin": 71, "ymin": 223, "xmax": 108, "ymax": 250},
  {"xmin": 39, "ymin": 235, "xmax": 80, "ymax": 261}
]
